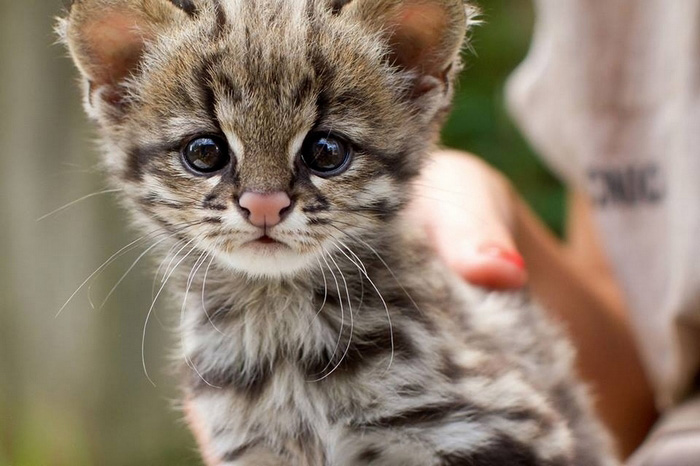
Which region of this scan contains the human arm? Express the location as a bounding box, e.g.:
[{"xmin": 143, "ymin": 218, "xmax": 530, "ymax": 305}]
[{"xmin": 414, "ymin": 150, "xmax": 657, "ymax": 457}]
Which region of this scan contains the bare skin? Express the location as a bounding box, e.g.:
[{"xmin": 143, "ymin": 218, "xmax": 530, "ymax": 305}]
[
  {"xmin": 187, "ymin": 150, "xmax": 658, "ymax": 462},
  {"xmin": 410, "ymin": 151, "xmax": 529, "ymax": 290}
]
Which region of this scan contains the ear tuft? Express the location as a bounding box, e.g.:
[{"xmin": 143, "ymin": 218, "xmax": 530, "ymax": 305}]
[
  {"xmin": 60, "ymin": 0, "xmax": 186, "ymax": 105},
  {"xmin": 346, "ymin": 0, "xmax": 474, "ymax": 80},
  {"xmin": 389, "ymin": 2, "xmax": 461, "ymax": 76},
  {"xmin": 74, "ymin": 9, "xmax": 150, "ymax": 86}
]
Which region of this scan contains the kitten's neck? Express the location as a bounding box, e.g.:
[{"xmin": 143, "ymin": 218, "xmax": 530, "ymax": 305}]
[{"xmin": 179, "ymin": 227, "xmax": 440, "ymax": 387}]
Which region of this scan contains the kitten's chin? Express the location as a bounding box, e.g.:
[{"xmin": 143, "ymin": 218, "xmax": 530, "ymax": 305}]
[{"xmin": 217, "ymin": 244, "xmax": 318, "ymax": 279}]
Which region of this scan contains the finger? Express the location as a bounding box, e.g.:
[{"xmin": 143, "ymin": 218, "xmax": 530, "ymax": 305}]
[
  {"xmin": 417, "ymin": 151, "xmax": 528, "ymax": 289},
  {"xmin": 449, "ymin": 242, "xmax": 528, "ymax": 290},
  {"xmin": 430, "ymin": 202, "xmax": 527, "ymax": 290}
]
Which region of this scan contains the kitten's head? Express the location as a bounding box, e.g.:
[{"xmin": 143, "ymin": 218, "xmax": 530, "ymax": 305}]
[{"xmin": 60, "ymin": 0, "xmax": 476, "ymax": 278}]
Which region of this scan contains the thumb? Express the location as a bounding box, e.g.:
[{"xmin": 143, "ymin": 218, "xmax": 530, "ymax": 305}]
[
  {"xmin": 418, "ymin": 152, "xmax": 528, "ymax": 290},
  {"xmin": 436, "ymin": 222, "xmax": 527, "ymax": 290}
]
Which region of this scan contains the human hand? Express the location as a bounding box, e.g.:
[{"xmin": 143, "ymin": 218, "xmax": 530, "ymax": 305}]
[{"xmin": 409, "ymin": 150, "xmax": 528, "ymax": 289}]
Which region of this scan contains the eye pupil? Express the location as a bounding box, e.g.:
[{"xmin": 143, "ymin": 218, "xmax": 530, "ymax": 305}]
[
  {"xmin": 311, "ymin": 138, "xmax": 341, "ymax": 169},
  {"xmin": 183, "ymin": 136, "xmax": 230, "ymax": 174},
  {"xmin": 301, "ymin": 133, "xmax": 352, "ymax": 176}
]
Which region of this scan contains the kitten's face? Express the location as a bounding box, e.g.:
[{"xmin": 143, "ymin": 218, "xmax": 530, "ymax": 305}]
[{"xmin": 62, "ymin": 0, "xmax": 471, "ymax": 278}]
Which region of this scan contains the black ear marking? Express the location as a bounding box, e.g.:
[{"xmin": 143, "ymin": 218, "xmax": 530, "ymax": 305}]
[
  {"xmin": 171, "ymin": 0, "xmax": 197, "ymax": 16},
  {"xmin": 330, "ymin": 0, "xmax": 353, "ymax": 15}
]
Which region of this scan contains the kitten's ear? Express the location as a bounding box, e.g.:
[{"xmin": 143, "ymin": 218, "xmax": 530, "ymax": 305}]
[
  {"xmin": 58, "ymin": 0, "xmax": 188, "ymax": 106},
  {"xmin": 343, "ymin": 0, "xmax": 477, "ymax": 94}
]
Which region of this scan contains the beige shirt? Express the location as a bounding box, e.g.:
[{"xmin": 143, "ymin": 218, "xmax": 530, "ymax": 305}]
[{"xmin": 507, "ymin": 0, "xmax": 700, "ymax": 408}]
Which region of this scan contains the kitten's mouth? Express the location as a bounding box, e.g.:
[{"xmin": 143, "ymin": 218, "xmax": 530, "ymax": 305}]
[
  {"xmin": 256, "ymin": 235, "xmax": 278, "ymax": 244},
  {"xmin": 247, "ymin": 234, "xmax": 288, "ymax": 248}
]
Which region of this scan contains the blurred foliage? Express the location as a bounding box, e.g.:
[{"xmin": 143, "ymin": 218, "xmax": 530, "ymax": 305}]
[
  {"xmin": 0, "ymin": 1, "xmax": 564, "ymax": 465},
  {"xmin": 443, "ymin": 0, "xmax": 566, "ymax": 235}
]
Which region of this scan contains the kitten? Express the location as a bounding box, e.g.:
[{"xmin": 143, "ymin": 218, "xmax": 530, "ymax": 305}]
[{"xmin": 60, "ymin": 0, "xmax": 619, "ymax": 464}]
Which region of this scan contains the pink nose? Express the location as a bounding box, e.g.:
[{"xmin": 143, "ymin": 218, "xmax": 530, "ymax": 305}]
[{"xmin": 238, "ymin": 191, "xmax": 292, "ymax": 228}]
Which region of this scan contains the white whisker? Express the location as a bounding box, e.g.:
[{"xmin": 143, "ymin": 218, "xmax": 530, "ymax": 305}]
[
  {"xmin": 296, "ymin": 256, "xmax": 331, "ymax": 357},
  {"xmin": 201, "ymin": 250, "xmax": 226, "ymax": 335},
  {"xmin": 142, "ymin": 237, "xmax": 200, "ymax": 387},
  {"xmin": 337, "ymin": 241, "xmax": 366, "ymax": 314},
  {"xmin": 97, "ymin": 233, "xmax": 176, "ymax": 311},
  {"xmin": 179, "ymin": 250, "xmax": 222, "ymax": 389},
  {"xmin": 314, "ymin": 255, "xmax": 329, "ymax": 317},
  {"xmin": 185, "ymin": 353, "xmax": 222, "ymax": 390},
  {"xmin": 309, "ymin": 250, "xmax": 345, "ymax": 381},
  {"xmin": 340, "ymin": 241, "xmax": 368, "ymax": 275},
  {"xmin": 182, "ymin": 250, "xmax": 209, "ymax": 321},
  {"xmin": 312, "ymin": 244, "xmax": 355, "ymax": 382},
  {"xmin": 330, "ymin": 241, "xmax": 395, "ymax": 373},
  {"xmin": 350, "ymin": 236, "xmax": 422, "ymax": 316},
  {"xmin": 56, "ymin": 229, "xmax": 163, "ymax": 318},
  {"xmin": 180, "ymin": 249, "xmax": 209, "ymax": 332},
  {"xmin": 162, "ymin": 239, "xmax": 193, "ymax": 284},
  {"xmin": 153, "ymin": 239, "xmax": 187, "ymax": 299},
  {"xmin": 36, "ymin": 188, "xmax": 122, "ymax": 222}
]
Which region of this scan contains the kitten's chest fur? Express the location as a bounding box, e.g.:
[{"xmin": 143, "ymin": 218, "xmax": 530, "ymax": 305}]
[
  {"xmin": 181, "ymin": 238, "xmax": 438, "ymax": 439},
  {"xmin": 180, "ymin": 236, "xmax": 445, "ymax": 412},
  {"xmin": 177, "ymin": 235, "xmax": 609, "ymax": 465}
]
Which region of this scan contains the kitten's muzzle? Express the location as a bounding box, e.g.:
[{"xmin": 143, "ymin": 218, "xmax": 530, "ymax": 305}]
[{"xmin": 238, "ymin": 191, "xmax": 292, "ymax": 228}]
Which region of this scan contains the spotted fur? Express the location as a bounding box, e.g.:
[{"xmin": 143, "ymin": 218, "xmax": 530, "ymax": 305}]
[{"xmin": 60, "ymin": 1, "xmax": 619, "ymax": 464}]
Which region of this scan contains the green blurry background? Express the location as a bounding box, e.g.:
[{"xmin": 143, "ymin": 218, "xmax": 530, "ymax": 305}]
[{"xmin": 0, "ymin": 1, "xmax": 562, "ymax": 465}]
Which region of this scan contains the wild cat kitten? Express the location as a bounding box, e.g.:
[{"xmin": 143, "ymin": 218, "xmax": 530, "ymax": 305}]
[{"xmin": 60, "ymin": 0, "xmax": 619, "ymax": 464}]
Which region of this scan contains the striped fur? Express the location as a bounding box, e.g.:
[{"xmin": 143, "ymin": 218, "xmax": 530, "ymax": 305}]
[{"xmin": 61, "ymin": 0, "xmax": 619, "ymax": 464}]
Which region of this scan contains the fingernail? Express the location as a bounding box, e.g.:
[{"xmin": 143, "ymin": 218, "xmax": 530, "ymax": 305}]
[{"xmin": 479, "ymin": 245, "xmax": 526, "ymax": 270}]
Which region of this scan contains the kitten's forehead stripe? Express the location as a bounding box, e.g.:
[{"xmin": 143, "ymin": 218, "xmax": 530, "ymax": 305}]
[
  {"xmin": 199, "ymin": 64, "xmax": 222, "ymax": 131},
  {"xmin": 292, "ymin": 76, "xmax": 315, "ymax": 109}
]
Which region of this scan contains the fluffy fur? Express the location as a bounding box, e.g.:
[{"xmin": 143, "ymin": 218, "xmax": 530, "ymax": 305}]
[{"xmin": 60, "ymin": 0, "xmax": 619, "ymax": 464}]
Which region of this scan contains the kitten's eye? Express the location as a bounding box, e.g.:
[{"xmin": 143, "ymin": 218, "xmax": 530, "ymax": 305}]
[
  {"xmin": 301, "ymin": 133, "xmax": 352, "ymax": 177},
  {"xmin": 182, "ymin": 136, "xmax": 231, "ymax": 174}
]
